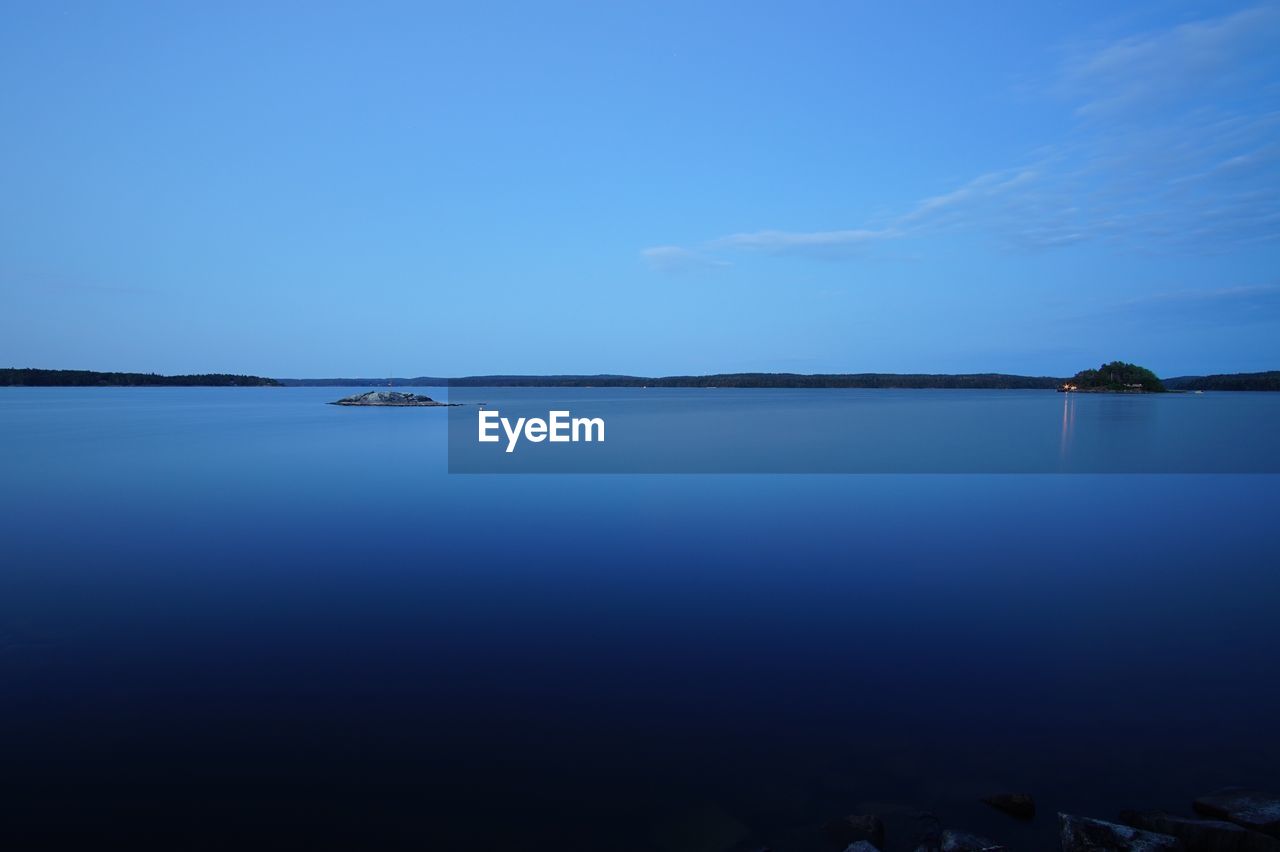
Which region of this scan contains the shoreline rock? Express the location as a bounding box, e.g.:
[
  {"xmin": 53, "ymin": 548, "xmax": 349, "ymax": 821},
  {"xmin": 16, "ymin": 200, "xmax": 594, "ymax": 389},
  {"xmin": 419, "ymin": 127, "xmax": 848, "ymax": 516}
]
[
  {"xmin": 1059, "ymin": 813, "xmax": 1182, "ymax": 851},
  {"xmin": 1195, "ymin": 790, "xmax": 1280, "ymax": 839},
  {"xmin": 792, "ymin": 787, "xmax": 1280, "ymax": 852},
  {"xmin": 933, "ymin": 829, "xmax": 1006, "ymax": 851},
  {"xmin": 1121, "ymin": 809, "xmax": 1279, "ymax": 852}
]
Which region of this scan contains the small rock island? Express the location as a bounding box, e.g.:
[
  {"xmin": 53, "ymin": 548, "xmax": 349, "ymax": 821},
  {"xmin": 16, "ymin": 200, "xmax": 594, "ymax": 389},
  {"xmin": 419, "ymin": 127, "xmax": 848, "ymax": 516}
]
[
  {"xmin": 1060, "ymin": 361, "xmax": 1166, "ymax": 393},
  {"xmin": 330, "ymin": 391, "xmax": 458, "ymax": 407}
]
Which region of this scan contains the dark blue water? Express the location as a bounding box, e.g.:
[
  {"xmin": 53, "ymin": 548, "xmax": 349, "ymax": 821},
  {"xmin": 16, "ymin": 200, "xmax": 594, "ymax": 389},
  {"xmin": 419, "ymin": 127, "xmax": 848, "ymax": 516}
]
[{"xmin": 2, "ymin": 388, "xmax": 1278, "ymax": 851}]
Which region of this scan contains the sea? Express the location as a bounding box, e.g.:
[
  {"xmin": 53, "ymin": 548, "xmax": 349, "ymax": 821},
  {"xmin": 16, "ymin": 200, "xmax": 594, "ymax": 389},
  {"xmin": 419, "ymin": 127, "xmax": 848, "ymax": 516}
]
[{"xmin": 2, "ymin": 386, "xmax": 1277, "ymax": 851}]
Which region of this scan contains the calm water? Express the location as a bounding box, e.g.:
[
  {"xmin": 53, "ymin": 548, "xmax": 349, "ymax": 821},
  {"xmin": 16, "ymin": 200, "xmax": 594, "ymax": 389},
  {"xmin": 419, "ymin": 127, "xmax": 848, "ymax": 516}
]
[{"xmin": 2, "ymin": 387, "xmax": 1278, "ymax": 851}]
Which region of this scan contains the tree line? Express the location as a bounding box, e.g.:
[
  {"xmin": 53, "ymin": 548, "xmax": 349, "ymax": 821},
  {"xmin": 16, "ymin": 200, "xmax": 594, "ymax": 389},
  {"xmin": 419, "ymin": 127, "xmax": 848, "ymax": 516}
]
[{"xmin": 2, "ymin": 369, "xmax": 279, "ymax": 386}]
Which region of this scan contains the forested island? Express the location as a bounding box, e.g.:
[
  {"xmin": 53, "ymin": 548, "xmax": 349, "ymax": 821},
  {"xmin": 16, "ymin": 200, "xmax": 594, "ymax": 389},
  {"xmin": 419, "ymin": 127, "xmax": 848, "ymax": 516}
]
[
  {"xmin": 1060, "ymin": 361, "xmax": 1166, "ymax": 393},
  {"xmin": 1, "ymin": 369, "xmax": 279, "ymax": 387}
]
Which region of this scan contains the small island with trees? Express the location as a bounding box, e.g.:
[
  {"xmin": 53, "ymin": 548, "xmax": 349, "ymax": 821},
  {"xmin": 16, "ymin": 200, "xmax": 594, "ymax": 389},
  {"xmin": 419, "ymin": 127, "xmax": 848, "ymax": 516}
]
[{"xmin": 1059, "ymin": 361, "xmax": 1166, "ymax": 393}]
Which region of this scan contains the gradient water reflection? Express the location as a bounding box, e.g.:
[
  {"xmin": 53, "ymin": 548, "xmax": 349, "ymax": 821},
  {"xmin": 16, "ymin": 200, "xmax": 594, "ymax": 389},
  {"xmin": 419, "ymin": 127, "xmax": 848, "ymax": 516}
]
[{"xmin": 1, "ymin": 388, "xmax": 1277, "ymax": 851}]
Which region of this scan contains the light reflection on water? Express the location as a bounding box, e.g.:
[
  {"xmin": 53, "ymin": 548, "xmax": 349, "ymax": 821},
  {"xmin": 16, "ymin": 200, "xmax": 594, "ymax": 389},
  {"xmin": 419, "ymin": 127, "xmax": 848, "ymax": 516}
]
[{"xmin": 1060, "ymin": 392, "xmax": 1075, "ymax": 461}]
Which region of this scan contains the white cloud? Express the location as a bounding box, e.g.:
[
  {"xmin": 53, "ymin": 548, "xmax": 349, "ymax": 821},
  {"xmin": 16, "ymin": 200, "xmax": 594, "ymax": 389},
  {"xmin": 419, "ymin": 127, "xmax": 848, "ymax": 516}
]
[
  {"xmin": 1059, "ymin": 5, "xmax": 1280, "ymax": 118},
  {"xmin": 640, "ymin": 245, "xmax": 729, "ymax": 273},
  {"xmin": 712, "ymin": 228, "xmax": 896, "ymax": 251}
]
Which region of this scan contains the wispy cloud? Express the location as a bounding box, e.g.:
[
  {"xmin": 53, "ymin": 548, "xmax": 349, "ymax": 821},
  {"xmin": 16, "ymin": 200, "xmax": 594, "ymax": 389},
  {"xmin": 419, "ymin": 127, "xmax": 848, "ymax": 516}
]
[
  {"xmin": 711, "ymin": 227, "xmax": 897, "ymax": 253},
  {"xmin": 643, "ymin": 5, "xmax": 1280, "ymax": 268},
  {"xmin": 1058, "ymin": 5, "xmax": 1280, "ymax": 118},
  {"xmin": 640, "ymin": 245, "xmax": 729, "ymax": 273}
]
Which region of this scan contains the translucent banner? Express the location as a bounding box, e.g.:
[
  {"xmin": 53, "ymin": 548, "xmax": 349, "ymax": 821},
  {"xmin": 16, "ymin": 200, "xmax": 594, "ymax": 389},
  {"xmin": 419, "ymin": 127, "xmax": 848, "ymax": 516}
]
[{"xmin": 446, "ymin": 387, "xmax": 1280, "ymax": 473}]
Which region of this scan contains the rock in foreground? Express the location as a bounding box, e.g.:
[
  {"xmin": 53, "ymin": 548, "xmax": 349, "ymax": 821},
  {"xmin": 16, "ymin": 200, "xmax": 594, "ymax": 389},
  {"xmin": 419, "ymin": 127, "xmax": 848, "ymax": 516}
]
[
  {"xmin": 936, "ymin": 829, "xmax": 1007, "ymax": 851},
  {"xmin": 1060, "ymin": 813, "xmax": 1182, "ymax": 851},
  {"xmin": 1195, "ymin": 790, "xmax": 1280, "ymax": 839},
  {"xmin": 1121, "ymin": 810, "xmax": 1278, "ymax": 852},
  {"xmin": 330, "ymin": 391, "xmax": 456, "ymax": 407},
  {"xmin": 844, "ymin": 842, "xmax": 882, "ymax": 852}
]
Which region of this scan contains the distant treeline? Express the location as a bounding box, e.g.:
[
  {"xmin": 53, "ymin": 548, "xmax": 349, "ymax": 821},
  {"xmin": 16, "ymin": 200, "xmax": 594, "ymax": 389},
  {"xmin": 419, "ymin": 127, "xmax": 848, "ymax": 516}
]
[
  {"xmin": 1163, "ymin": 371, "xmax": 1280, "ymax": 391},
  {"xmin": 275, "ymin": 377, "xmax": 449, "ymax": 387},
  {"xmin": 281, "ymin": 372, "xmax": 1065, "ymax": 389},
  {"xmin": 2, "ymin": 369, "xmax": 279, "ymax": 387},
  {"xmin": 12, "ymin": 368, "xmax": 1280, "ymax": 391},
  {"xmin": 455, "ymin": 372, "xmax": 1069, "ymax": 389}
]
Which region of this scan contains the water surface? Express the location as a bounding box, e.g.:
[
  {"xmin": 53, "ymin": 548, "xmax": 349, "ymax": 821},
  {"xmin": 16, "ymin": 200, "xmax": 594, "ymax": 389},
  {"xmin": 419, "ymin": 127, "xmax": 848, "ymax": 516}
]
[{"xmin": 2, "ymin": 387, "xmax": 1277, "ymax": 850}]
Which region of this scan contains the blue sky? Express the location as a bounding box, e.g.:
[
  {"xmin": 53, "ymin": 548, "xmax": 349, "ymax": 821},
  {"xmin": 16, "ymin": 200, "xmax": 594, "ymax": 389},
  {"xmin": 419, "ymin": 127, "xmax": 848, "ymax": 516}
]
[{"xmin": 2, "ymin": 0, "xmax": 1278, "ymax": 377}]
